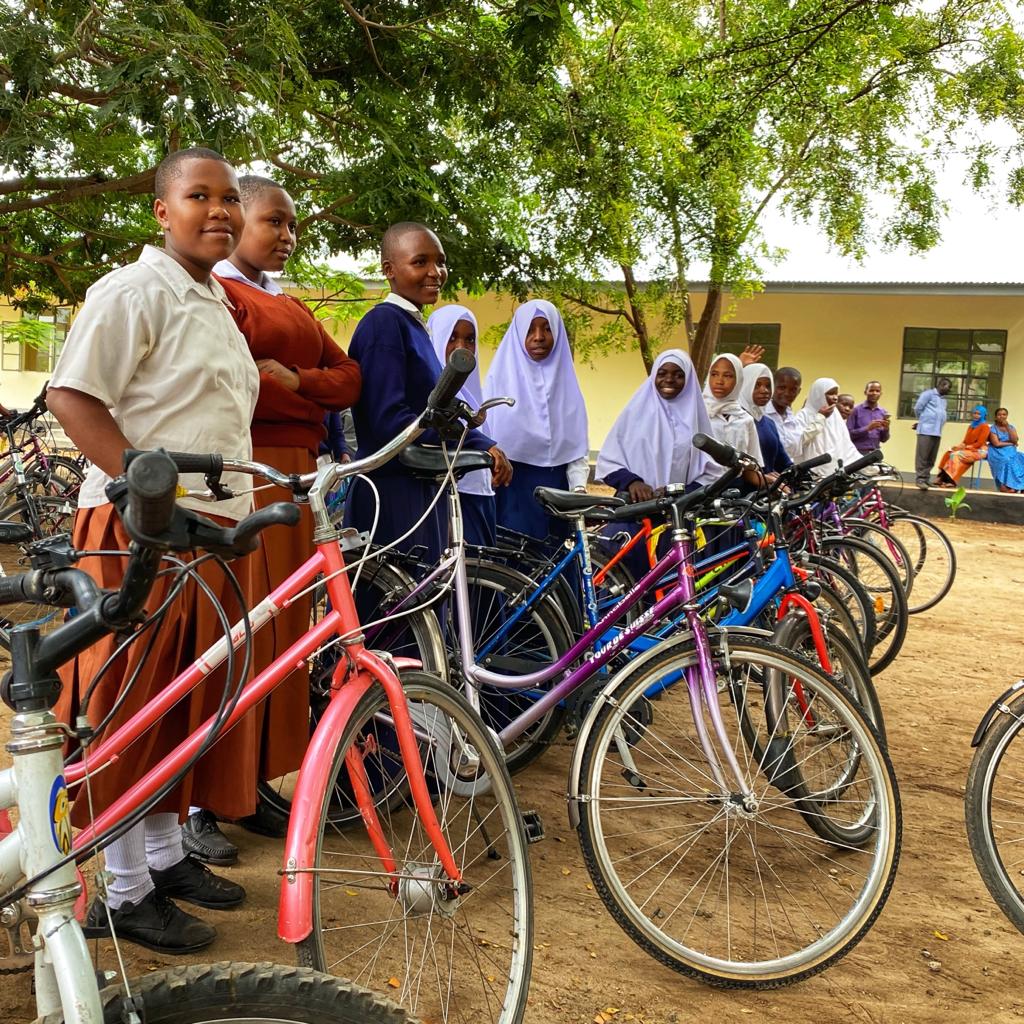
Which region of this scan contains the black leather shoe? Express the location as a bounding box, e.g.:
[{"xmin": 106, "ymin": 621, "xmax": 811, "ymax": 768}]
[
  {"xmin": 182, "ymin": 809, "xmax": 239, "ymax": 865},
  {"xmin": 236, "ymin": 794, "xmax": 289, "ymax": 839},
  {"xmin": 82, "ymin": 890, "xmax": 215, "ymax": 954},
  {"xmin": 151, "ymin": 855, "xmax": 246, "ymax": 910}
]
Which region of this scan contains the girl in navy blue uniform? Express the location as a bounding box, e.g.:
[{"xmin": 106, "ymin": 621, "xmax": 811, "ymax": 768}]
[
  {"xmin": 345, "ymin": 223, "xmax": 510, "ymax": 564},
  {"xmin": 483, "ymin": 300, "xmax": 589, "ymax": 549}
]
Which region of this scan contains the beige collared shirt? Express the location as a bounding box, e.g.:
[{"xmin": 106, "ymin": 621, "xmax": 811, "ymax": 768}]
[
  {"xmin": 50, "ymin": 245, "xmax": 259, "ymax": 521},
  {"xmin": 382, "ymin": 290, "xmax": 426, "ymax": 324}
]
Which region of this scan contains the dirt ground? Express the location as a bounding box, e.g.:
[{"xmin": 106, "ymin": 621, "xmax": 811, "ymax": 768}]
[{"xmin": 3, "ymin": 516, "xmax": 1024, "ymax": 1023}]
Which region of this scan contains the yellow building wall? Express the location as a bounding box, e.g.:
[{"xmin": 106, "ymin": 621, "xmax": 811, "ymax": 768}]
[{"xmin": 5, "ymin": 286, "xmax": 1023, "ymax": 475}]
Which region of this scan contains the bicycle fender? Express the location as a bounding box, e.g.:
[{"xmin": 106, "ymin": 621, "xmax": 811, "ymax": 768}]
[
  {"xmin": 565, "ymin": 627, "xmax": 772, "ymax": 828},
  {"xmin": 276, "ymin": 656, "xmax": 422, "ymax": 944},
  {"xmin": 971, "ymin": 680, "xmax": 1024, "ymax": 748}
]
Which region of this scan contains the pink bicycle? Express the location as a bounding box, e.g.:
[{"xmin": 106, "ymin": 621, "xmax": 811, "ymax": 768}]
[{"xmin": 39, "ymin": 352, "xmax": 533, "ymax": 1024}]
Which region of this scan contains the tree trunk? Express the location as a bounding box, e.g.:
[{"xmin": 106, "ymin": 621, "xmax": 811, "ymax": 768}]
[
  {"xmin": 621, "ymin": 263, "xmax": 654, "ymax": 373},
  {"xmin": 691, "ymin": 284, "xmax": 722, "ymax": 382}
]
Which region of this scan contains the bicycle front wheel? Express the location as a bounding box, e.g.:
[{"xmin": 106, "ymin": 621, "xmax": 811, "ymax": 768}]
[
  {"xmin": 966, "ymin": 692, "xmax": 1024, "ymax": 934},
  {"xmin": 39, "ymin": 962, "xmax": 412, "ymax": 1024},
  {"xmin": 575, "ymin": 635, "xmax": 900, "ymax": 988},
  {"xmin": 297, "ymin": 671, "xmax": 533, "ymax": 1024},
  {"xmin": 886, "ymin": 512, "xmax": 957, "ymax": 613}
]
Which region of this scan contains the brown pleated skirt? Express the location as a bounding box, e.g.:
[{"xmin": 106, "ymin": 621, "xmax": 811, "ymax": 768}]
[
  {"xmin": 249, "ymin": 445, "xmax": 315, "ymax": 782},
  {"xmin": 57, "ymin": 503, "xmax": 259, "ymax": 827}
]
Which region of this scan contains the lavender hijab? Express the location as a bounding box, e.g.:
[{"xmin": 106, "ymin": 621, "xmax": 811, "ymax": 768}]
[
  {"xmin": 426, "ymin": 304, "xmax": 492, "ymax": 497},
  {"xmin": 739, "ymin": 363, "xmax": 774, "ymax": 422},
  {"xmin": 596, "ymin": 350, "xmax": 715, "ymax": 488},
  {"xmin": 482, "ymin": 299, "xmax": 589, "ymax": 467}
]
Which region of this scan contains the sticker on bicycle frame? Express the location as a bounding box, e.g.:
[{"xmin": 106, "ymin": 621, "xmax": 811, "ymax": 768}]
[{"xmin": 49, "ymin": 776, "xmax": 72, "ymax": 855}]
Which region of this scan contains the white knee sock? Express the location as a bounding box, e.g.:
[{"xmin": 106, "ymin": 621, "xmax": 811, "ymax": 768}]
[
  {"xmin": 144, "ymin": 812, "xmax": 186, "ymax": 872},
  {"xmin": 102, "ymin": 821, "xmax": 153, "ymax": 909}
]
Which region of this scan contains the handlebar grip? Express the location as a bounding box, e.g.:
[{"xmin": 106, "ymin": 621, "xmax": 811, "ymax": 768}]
[
  {"xmin": 842, "ymin": 449, "xmax": 884, "ymax": 475},
  {"xmin": 0, "ymin": 574, "xmax": 32, "ymax": 605},
  {"xmin": 693, "ymin": 433, "xmax": 740, "ymax": 469},
  {"xmin": 793, "ymin": 453, "xmax": 832, "ymax": 474},
  {"xmin": 427, "ymin": 349, "xmax": 475, "ymax": 412},
  {"xmin": 610, "ymin": 496, "xmax": 666, "ymax": 521},
  {"xmin": 126, "ymin": 450, "xmax": 179, "ymax": 538},
  {"xmin": 224, "ymin": 503, "xmax": 301, "ymax": 556},
  {"xmin": 124, "ymin": 449, "xmax": 224, "ymax": 476}
]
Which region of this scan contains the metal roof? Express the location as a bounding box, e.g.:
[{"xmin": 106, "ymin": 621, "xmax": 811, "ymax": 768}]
[{"xmin": 730, "ymin": 280, "xmax": 1024, "ymax": 295}]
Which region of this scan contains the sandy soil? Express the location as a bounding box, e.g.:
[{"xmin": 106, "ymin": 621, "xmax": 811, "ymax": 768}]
[{"xmin": 3, "ymin": 517, "xmax": 1024, "ymax": 1023}]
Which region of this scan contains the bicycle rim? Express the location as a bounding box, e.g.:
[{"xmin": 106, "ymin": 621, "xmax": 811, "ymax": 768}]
[{"xmin": 298, "ymin": 672, "xmax": 533, "ymax": 1024}]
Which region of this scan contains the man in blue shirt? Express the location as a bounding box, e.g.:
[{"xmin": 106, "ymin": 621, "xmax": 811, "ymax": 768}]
[{"xmin": 913, "ymin": 377, "xmax": 952, "ymax": 489}]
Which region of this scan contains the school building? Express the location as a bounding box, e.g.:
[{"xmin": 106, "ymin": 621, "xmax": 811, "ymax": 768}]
[{"xmin": 3, "ymin": 279, "xmax": 1023, "ymax": 476}]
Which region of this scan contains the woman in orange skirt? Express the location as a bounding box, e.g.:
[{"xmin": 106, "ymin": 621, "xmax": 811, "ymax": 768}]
[{"xmin": 936, "ymin": 405, "xmax": 989, "ymax": 487}]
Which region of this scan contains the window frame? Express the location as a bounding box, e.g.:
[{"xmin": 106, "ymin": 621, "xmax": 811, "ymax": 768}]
[
  {"xmin": 716, "ymin": 323, "xmax": 782, "ymax": 371},
  {"xmin": 897, "ymin": 326, "xmax": 1007, "ymax": 422}
]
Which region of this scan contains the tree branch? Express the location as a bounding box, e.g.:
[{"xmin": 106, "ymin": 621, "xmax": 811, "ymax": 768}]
[{"xmin": 0, "ymin": 169, "xmax": 155, "ymax": 216}]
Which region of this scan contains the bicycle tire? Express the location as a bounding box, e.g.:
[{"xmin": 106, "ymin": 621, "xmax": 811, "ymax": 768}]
[
  {"xmin": 296, "ymin": 671, "xmax": 534, "ymax": 1024},
  {"xmin": 459, "ymin": 558, "xmax": 572, "ymax": 773},
  {"xmin": 966, "ymin": 692, "xmax": 1024, "ymax": 935},
  {"xmin": 819, "ymin": 536, "xmax": 908, "ymax": 675},
  {"xmin": 3, "ymin": 492, "xmax": 76, "ymax": 540},
  {"xmin": 802, "ymin": 552, "xmax": 877, "ymax": 657},
  {"xmin": 886, "ymin": 512, "xmax": 957, "ymax": 613},
  {"xmin": 258, "ymin": 558, "xmax": 446, "ymax": 824},
  {"xmin": 575, "ymin": 634, "xmax": 900, "ymax": 989},
  {"xmin": 38, "ymin": 961, "xmax": 412, "ymax": 1024},
  {"xmin": 840, "ymin": 518, "xmax": 914, "ymax": 600}
]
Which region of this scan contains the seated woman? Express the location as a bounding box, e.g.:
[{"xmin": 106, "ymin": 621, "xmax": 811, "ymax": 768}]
[
  {"xmin": 595, "ymin": 349, "xmax": 717, "ymax": 580},
  {"xmin": 739, "ymin": 363, "xmax": 792, "ymax": 481},
  {"xmin": 936, "ymin": 405, "xmax": 988, "ymax": 488},
  {"xmin": 986, "ymin": 407, "xmax": 1024, "ymax": 493},
  {"xmin": 426, "ymin": 304, "xmax": 500, "ymax": 546},
  {"xmin": 483, "ymin": 299, "xmax": 590, "ymax": 548},
  {"xmin": 794, "ymin": 377, "xmax": 861, "ymax": 476}
]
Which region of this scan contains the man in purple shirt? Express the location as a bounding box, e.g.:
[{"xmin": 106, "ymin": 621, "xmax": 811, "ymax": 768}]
[{"xmin": 846, "ymin": 380, "xmax": 891, "ymax": 454}]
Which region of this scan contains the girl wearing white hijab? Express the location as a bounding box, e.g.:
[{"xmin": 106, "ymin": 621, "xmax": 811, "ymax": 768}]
[
  {"xmin": 597, "ymin": 349, "xmax": 717, "ymax": 498},
  {"xmin": 703, "ymin": 353, "xmax": 763, "ymax": 467},
  {"xmin": 794, "ymin": 377, "xmax": 862, "ymax": 476},
  {"xmin": 596, "ymin": 349, "xmax": 718, "ymax": 579},
  {"xmin": 426, "ymin": 304, "xmax": 500, "ymax": 546},
  {"xmin": 739, "ymin": 363, "xmax": 792, "ymax": 476},
  {"xmin": 483, "ymin": 299, "xmax": 590, "ymax": 544}
]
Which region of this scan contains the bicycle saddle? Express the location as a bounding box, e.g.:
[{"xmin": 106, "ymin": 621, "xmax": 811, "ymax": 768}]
[
  {"xmin": 0, "ymin": 521, "xmax": 33, "ymax": 545},
  {"xmin": 533, "ymin": 487, "xmax": 624, "ymax": 518},
  {"xmin": 399, "ymin": 446, "xmax": 494, "ymax": 480}
]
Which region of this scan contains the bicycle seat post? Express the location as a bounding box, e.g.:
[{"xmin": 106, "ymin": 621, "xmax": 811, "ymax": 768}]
[{"xmin": 2, "ymin": 625, "xmax": 97, "ymax": 1020}]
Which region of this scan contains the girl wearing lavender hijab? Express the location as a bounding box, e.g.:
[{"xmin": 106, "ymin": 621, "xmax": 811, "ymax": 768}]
[
  {"xmin": 483, "ymin": 300, "xmax": 590, "ymax": 548},
  {"xmin": 426, "ymin": 304, "xmax": 500, "ymax": 546},
  {"xmin": 596, "ymin": 349, "xmax": 717, "ymax": 580},
  {"xmin": 739, "ymin": 362, "xmax": 792, "ymax": 479}
]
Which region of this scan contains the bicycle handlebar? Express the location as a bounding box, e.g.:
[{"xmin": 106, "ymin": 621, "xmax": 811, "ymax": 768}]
[
  {"xmin": 693, "ymin": 432, "xmax": 741, "ymax": 469},
  {"xmin": 841, "ymin": 448, "xmax": 884, "ymax": 475},
  {"xmin": 426, "ymin": 346, "xmax": 474, "ymax": 411}
]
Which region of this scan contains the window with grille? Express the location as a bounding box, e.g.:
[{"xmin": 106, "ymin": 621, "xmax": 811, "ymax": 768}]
[
  {"xmin": 716, "ymin": 323, "xmax": 781, "ymax": 370},
  {"xmin": 0, "ymin": 310, "xmax": 69, "ymax": 373},
  {"xmin": 898, "ymin": 327, "xmax": 1006, "ymax": 422}
]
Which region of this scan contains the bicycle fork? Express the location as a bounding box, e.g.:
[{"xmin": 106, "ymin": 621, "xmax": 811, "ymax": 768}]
[{"xmin": 1, "ymin": 701, "xmax": 100, "ymax": 1023}]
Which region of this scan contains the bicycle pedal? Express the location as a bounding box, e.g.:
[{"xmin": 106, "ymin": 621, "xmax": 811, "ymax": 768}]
[{"xmin": 521, "ymin": 810, "xmax": 546, "ymax": 844}]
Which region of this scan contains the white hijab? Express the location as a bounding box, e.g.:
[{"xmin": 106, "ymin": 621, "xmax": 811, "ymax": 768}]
[
  {"xmin": 596, "ymin": 349, "xmax": 715, "ymax": 489},
  {"xmin": 482, "ymin": 299, "xmax": 589, "ymax": 467},
  {"xmin": 796, "ymin": 377, "xmax": 862, "ymax": 471},
  {"xmin": 702, "ymin": 353, "xmax": 763, "ymax": 463},
  {"xmin": 740, "ymin": 363, "xmax": 774, "ymax": 422},
  {"xmin": 426, "ymin": 305, "xmax": 492, "ymax": 496}
]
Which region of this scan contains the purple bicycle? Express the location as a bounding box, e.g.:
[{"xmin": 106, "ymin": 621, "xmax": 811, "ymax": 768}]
[{"xmin": 320, "ymin": 430, "xmax": 901, "ymax": 988}]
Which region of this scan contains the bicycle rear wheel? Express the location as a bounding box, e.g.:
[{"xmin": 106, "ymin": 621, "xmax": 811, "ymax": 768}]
[
  {"xmin": 886, "ymin": 512, "xmax": 956, "ymax": 613},
  {"xmin": 39, "ymin": 961, "xmax": 412, "ymax": 1023},
  {"xmin": 575, "ymin": 635, "xmax": 900, "ymax": 988},
  {"xmin": 297, "ymin": 671, "xmax": 533, "ymax": 1024},
  {"xmin": 966, "ymin": 692, "xmax": 1024, "ymax": 935},
  {"xmin": 819, "ymin": 537, "xmax": 908, "ymax": 675}
]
